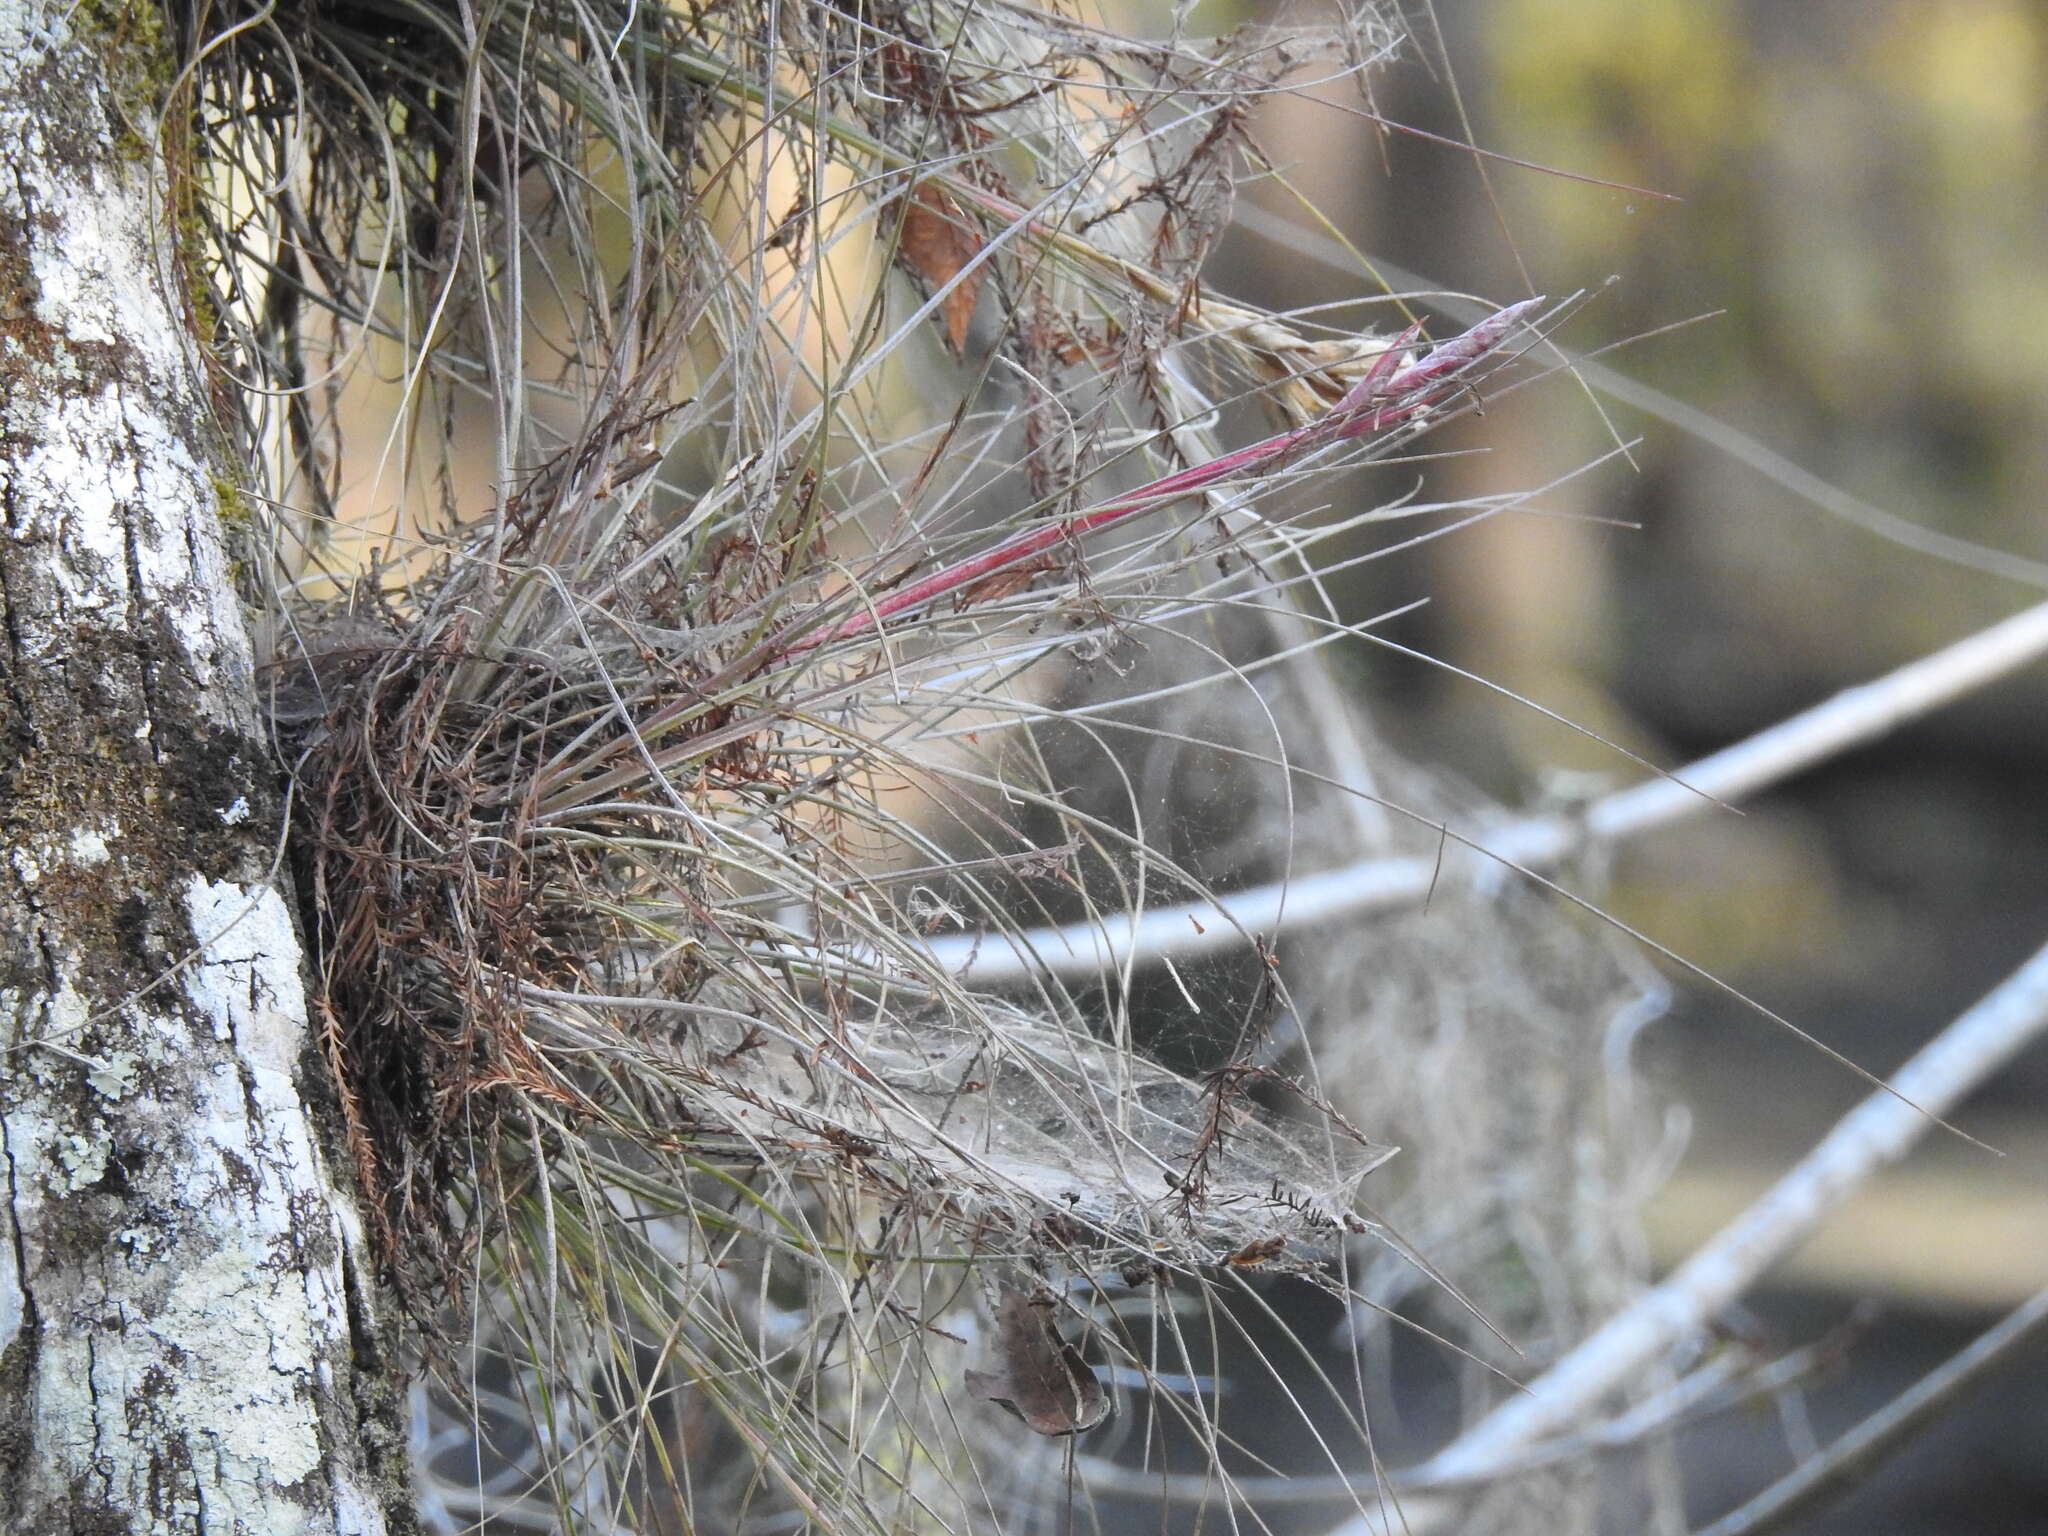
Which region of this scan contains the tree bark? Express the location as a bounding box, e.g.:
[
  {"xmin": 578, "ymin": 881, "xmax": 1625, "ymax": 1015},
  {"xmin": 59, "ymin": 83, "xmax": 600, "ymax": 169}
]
[{"xmin": 0, "ymin": 6, "xmax": 411, "ymax": 1531}]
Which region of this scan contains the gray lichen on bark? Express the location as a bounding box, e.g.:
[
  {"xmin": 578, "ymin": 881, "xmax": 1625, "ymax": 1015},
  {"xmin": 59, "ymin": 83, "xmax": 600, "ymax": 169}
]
[{"xmin": 0, "ymin": 3, "xmax": 410, "ymax": 1530}]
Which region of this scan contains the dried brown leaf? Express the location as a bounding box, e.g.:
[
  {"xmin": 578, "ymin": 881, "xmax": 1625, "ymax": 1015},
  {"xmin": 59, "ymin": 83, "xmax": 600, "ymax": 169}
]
[
  {"xmin": 965, "ymin": 1289, "xmax": 1110, "ymax": 1436},
  {"xmin": 900, "ymin": 183, "xmax": 983, "ymax": 352}
]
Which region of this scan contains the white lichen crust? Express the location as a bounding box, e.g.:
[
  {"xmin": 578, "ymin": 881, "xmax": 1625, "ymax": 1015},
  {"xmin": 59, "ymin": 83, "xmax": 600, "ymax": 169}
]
[{"xmin": 0, "ymin": 6, "xmax": 407, "ymax": 1531}]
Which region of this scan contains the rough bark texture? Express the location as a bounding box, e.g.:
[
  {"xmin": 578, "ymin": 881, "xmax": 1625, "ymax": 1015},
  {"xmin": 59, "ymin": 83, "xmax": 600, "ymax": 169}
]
[{"xmin": 0, "ymin": 6, "xmax": 411, "ymax": 1531}]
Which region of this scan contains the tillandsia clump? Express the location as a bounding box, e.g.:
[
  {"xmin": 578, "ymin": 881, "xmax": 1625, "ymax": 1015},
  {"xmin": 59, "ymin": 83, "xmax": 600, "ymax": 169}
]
[{"xmin": 168, "ymin": 0, "xmax": 1654, "ymax": 1527}]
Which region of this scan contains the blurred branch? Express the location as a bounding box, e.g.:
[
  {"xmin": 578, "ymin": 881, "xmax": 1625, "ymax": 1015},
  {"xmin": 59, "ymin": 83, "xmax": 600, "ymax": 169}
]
[
  {"xmin": 1077, "ymin": 1328, "xmax": 1842, "ymax": 1506},
  {"xmin": 1334, "ymin": 930, "xmax": 2048, "ymax": 1526},
  {"xmin": 1691, "ymin": 1282, "xmax": 2048, "ymax": 1536},
  {"xmin": 924, "ymin": 599, "xmax": 2048, "ymax": 984}
]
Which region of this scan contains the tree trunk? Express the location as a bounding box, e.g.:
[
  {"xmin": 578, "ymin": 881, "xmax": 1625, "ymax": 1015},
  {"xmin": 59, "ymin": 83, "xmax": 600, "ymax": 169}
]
[{"xmin": 0, "ymin": 7, "xmax": 411, "ymax": 1531}]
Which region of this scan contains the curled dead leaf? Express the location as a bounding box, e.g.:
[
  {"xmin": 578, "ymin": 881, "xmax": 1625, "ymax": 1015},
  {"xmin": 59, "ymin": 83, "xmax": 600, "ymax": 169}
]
[
  {"xmin": 1224, "ymin": 1235, "xmax": 1286, "ymax": 1267},
  {"xmin": 899, "ymin": 183, "xmax": 984, "ymax": 353},
  {"xmin": 965, "ymin": 1288, "xmax": 1111, "ymax": 1436}
]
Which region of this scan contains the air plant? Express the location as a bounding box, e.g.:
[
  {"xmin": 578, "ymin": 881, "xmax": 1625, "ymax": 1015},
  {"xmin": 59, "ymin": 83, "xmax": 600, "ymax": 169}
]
[{"xmin": 161, "ymin": 0, "xmax": 1657, "ymax": 1528}]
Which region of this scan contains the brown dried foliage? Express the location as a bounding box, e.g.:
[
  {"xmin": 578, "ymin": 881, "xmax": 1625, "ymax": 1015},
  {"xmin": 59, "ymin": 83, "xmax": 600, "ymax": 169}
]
[{"xmin": 898, "ymin": 183, "xmax": 985, "ymax": 352}]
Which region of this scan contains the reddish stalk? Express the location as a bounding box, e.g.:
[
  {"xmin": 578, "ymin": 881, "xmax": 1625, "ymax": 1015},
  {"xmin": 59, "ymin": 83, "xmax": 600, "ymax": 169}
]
[{"xmin": 774, "ymin": 297, "xmax": 1544, "ymax": 660}]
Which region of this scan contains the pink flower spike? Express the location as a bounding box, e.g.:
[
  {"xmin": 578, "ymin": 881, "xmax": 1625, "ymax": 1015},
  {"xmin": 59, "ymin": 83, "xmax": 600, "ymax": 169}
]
[
  {"xmin": 770, "ymin": 297, "xmax": 1545, "ymax": 661},
  {"xmin": 1382, "ymin": 296, "xmax": 1545, "ymax": 399},
  {"xmin": 1329, "ymin": 321, "xmax": 1424, "ymax": 419}
]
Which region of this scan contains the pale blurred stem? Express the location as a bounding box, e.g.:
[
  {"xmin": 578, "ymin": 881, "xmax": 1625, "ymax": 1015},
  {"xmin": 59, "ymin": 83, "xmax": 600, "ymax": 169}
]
[
  {"xmin": 924, "ymin": 598, "xmax": 2048, "ymax": 984},
  {"xmin": 1692, "ymin": 1282, "xmax": 2048, "ymax": 1536},
  {"xmin": 1345, "ymin": 935, "xmax": 2048, "ymax": 1529},
  {"xmin": 1075, "ymin": 1333, "xmax": 1838, "ymax": 1504}
]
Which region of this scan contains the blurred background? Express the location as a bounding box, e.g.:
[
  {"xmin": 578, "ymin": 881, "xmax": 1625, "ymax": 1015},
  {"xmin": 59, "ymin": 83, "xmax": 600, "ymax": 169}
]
[{"xmin": 1205, "ymin": 0, "xmax": 2048, "ymax": 1529}]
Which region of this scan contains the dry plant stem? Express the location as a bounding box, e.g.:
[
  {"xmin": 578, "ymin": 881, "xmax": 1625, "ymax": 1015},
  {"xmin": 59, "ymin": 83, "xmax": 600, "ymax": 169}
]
[
  {"xmin": 1346, "ymin": 931, "xmax": 2048, "ymax": 1519},
  {"xmin": 925, "ymin": 598, "xmax": 2048, "ymax": 983},
  {"xmin": 772, "ymin": 302, "xmax": 1541, "ymax": 659},
  {"xmin": 1692, "ymin": 1282, "xmax": 2048, "ymax": 1536}
]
